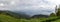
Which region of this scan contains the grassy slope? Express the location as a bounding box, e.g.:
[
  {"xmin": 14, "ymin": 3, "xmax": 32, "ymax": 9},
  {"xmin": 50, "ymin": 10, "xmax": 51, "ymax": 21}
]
[
  {"xmin": 0, "ymin": 14, "xmax": 59, "ymax": 22},
  {"xmin": 0, "ymin": 14, "xmax": 20, "ymax": 22},
  {"xmin": 0, "ymin": 14, "xmax": 43, "ymax": 22},
  {"xmin": 0, "ymin": 11, "xmax": 60, "ymax": 22},
  {"xmin": 0, "ymin": 11, "xmax": 47, "ymax": 22}
]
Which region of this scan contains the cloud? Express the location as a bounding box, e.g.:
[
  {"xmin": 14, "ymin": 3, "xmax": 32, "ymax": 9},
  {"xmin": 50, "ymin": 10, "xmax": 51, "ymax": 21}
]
[
  {"xmin": 47, "ymin": 0, "xmax": 60, "ymax": 5},
  {"xmin": 0, "ymin": 0, "xmax": 57, "ymax": 16}
]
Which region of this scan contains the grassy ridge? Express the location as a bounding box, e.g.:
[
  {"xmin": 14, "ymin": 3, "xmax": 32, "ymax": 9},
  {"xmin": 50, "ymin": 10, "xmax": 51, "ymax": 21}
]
[
  {"xmin": 0, "ymin": 14, "xmax": 41, "ymax": 22},
  {"xmin": 0, "ymin": 10, "xmax": 60, "ymax": 22},
  {"xmin": 0, "ymin": 14, "xmax": 59, "ymax": 22},
  {"xmin": 0, "ymin": 13, "xmax": 48, "ymax": 22}
]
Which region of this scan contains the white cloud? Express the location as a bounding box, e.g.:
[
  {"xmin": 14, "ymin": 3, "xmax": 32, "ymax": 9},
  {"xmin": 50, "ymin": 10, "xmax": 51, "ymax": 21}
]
[
  {"xmin": 0, "ymin": 0, "xmax": 59, "ymax": 16},
  {"xmin": 0, "ymin": 3, "xmax": 4, "ymax": 6},
  {"xmin": 47, "ymin": 0, "xmax": 60, "ymax": 5}
]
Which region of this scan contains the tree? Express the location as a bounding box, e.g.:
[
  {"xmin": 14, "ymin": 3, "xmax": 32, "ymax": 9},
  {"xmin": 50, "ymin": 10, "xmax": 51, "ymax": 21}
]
[
  {"xmin": 56, "ymin": 5, "xmax": 60, "ymax": 16},
  {"xmin": 50, "ymin": 13, "xmax": 56, "ymax": 17},
  {"xmin": 56, "ymin": 8, "xmax": 60, "ymax": 16}
]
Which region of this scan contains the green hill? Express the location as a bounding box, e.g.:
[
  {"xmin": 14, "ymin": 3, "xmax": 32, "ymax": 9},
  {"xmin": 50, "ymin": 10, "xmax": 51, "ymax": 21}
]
[
  {"xmin": 0, "ymin": 10, "xmax": 43, "ymax": 22},
  {"xmin": 0, "ymin": 10, "xmax": 60, "ymax": 22},
  {"xmin": 0, "ymin": 10, "xmax": 51, "ymax": 22},
  {"xmin": 0, "ymin": 13, "xmax": 44, "ymax": 22}
]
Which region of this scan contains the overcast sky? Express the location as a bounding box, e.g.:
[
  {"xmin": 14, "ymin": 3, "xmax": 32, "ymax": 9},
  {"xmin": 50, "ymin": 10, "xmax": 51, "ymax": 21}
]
[{"xmin": 0, "ymin": 0, "xmax": 60, "ymax": 16}]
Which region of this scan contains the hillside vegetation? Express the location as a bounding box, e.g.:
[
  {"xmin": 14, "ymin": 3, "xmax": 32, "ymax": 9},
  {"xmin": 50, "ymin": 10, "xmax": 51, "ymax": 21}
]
[
  {"xmin": 0, "ymin": 10, "xmax": 59, "ymax": 22},
  {"xmin": 0, "ymin": 6, "xmax": 60, "ymax": 22}
]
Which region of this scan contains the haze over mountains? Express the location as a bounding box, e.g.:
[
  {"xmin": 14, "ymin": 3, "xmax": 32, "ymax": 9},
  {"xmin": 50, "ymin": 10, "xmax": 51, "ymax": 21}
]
[{"xmin": 0, "ymin": 0, "xmax": 59, "ymax": 16}]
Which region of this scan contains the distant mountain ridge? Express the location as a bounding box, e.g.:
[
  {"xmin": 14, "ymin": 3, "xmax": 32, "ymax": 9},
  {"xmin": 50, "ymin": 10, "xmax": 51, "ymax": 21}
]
[
  {"xmin": 0, "ymin": 10, "xmax": 30, "ymax": 19},
  {"xmin": 31, "ymin": 14, "xmax": 49, "ymax": 18},
  {"xmin": 0, "ymin": 10, "xmax": 49, "ymax": 19}
]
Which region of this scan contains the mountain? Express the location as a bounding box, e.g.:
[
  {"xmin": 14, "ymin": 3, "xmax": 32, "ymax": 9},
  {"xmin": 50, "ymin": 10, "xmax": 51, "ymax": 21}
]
[
  {"xmin": 31, "ymin": 14, "xmax": 49, "ymax": 18},
  {"xmin": 0, "ymin": 10, "xmax": 30, "ymax": 19},
  {"xmin": 0, "ymin": 10, "xmax": 49, "ymax": 19}
]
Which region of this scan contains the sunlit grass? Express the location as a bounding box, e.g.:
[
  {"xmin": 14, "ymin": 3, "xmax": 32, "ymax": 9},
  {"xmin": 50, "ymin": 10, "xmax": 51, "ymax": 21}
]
[
  {"xmin": 0, "ymin": 13, "xmax": 59, "ymax": 22},
  {"xmin": 0, "ymin": 14, "xmax": 44, "ymax": 22}
]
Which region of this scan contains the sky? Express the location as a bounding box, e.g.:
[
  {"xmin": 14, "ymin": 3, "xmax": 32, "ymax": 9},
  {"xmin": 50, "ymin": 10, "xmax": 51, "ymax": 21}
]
[{"xmin": 0, "ymin": 0, "xmax": 60, "ymax": 16}]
